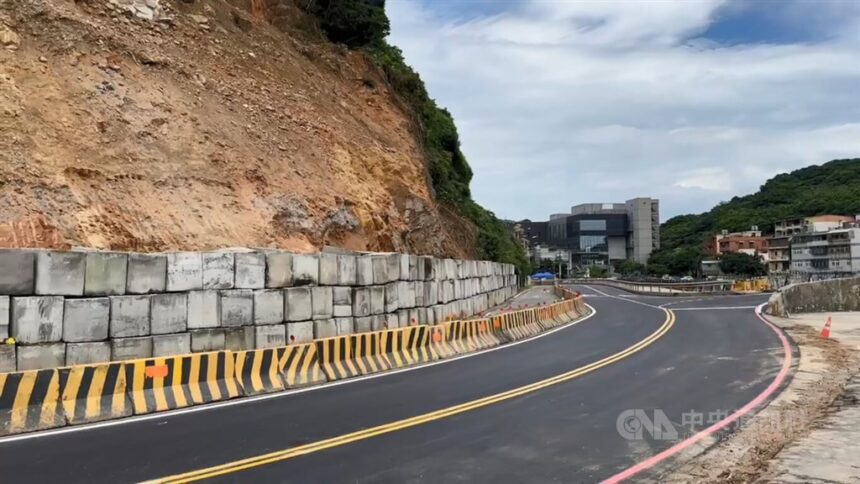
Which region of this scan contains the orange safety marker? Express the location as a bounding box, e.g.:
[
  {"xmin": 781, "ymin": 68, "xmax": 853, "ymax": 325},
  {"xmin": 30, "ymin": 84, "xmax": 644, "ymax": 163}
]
[
  {"xmin": 145, "ymin": 364, "xmax": 169, "ymax": 379},
  {"xmin": 820, "ymin": 316, "xmax": 833, "ymax": 339}
]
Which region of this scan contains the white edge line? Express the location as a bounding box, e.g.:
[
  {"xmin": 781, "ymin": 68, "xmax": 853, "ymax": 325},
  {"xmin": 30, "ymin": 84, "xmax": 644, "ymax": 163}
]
[{"xmin": 0, "ymin": 299, "xmax": 599, "ymax": 444}]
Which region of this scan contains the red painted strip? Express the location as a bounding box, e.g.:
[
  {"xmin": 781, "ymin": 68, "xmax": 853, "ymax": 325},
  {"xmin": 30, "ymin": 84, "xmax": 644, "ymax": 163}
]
[{"xmin": 603, "ymin": 305, "xmax": 792, "ymax": 483}]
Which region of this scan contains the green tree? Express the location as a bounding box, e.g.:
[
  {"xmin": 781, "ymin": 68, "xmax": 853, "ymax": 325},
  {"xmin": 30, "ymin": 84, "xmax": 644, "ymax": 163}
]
[
  {"xmin": 588, "ymin": 265, "xmax": 609, "ymax": 278},
  {"xmin": 648, "ymin": 247, "xmax": 701, "ymax": 276},
  {"xmin": 614, "ymin": 259, "xmax": 646, "ymax": 276},
  {"xmin": 719, "ymin": 252, "xmax": 766, "ymax": 277},
  {"xmin": 307, "ymin": 0, "xmax": 389, "ymax": 48}
]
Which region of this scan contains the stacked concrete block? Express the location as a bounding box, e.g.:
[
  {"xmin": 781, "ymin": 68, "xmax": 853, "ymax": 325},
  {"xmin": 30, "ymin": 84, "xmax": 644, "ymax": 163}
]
[
  {"xmin": 318, "ymin": 253, "xmax": 338, "ymax": 286},
  {"xmin": 151, "ymin": 293, "xmax": 188, "ymax": 335},
  {"xmin": 153, "ymin": 333, "xmax": 191, "ymax": 357},
  {"xmin": 166, "ymin": 252, "xmax": 202, "ymax": 292},
  {"xmin": 333, "ymin": 287, "xmax": 352, "ymax": 317},
  {"xmin": 1, "ymin": 344, "xmax": 16, "ymax": 372},
  {"xmin": 384, "ymin": 282, "xmax": 399, "ymax": 313},
  {"xmin": 311, "ymin": 286, "xmax": 333, "ymax": 320},
  {"xmin": 371, "ymin": 255, "xmax": 388, "ymax": 285},
  {"xmin": 337, "ymin": 254, "xmax": 357, "ymax": 286},
  {"xmin": 111, "ymin": 295, "xmax": 151, "ymax": 339},
  {"xmin": 0, "ymin": 296, "xmax": 8, "ymax": 340},
  {"xmin": 424, "ymin": 281, "xmax": 438, "ymax": 306},
  {"xmin": 220, "ymin": 290, "xmax": 253, "ymax": 327},
  {"xmin": 334, "ymin": 318, "xmax": 353, "ymax": 336},
  {"xmin": 414, "ymin": 281, "xmax": 425, "ymax": 307},
  {"xmin": 285, "ymin": 287, "xmax": 312, "ymax": 321},
  {"xmin": 84, "ymin": 252, "xmax": 128, "ymax": 296},
  {"xmin": 110, "ymin": 336, "xmax": 153, "ymax": 360},
  {"xmin": 370, "ymin": 314, "xmax": 390, "ymax": 331},
  {"xmin": 352, "ymin": 287, "xmax": 370, "ymax": 318},
  {"xmin": 396, "ymin": 309, "xmax": 409, "ymax": 328},
  {"xmin": 369, "ymin": 286, "xmax": 385, "ymax": 315},
  {"xmin": 0, "ymin": 247, "xmax": 520, "ymax": 367},
  {"xmin": 286, "ymin": 321, "xmax": 313, "ymax": 344},
  {"xmin": 356, "ymin": 255, "xmax": 373, "ymax": 286},
  {"xmin": 255, "ymin": 324, "xmax": 286, "ymax": 348},
  {"xmin": 187, "ymin": 291, "xmax": 220, "ymax": 329},
  {"xmin": 354, "ymin": 316, "xmax": 372, "ymax": 333},
  {"xmin": 265, "ymin": 252, "xmax": 292, "ymax": 288},
  {"xmin": 0, "ymin": 250, "xmax": 37, "ymax": 295},
  {"xmin": 292, "ymin": 254, "xmax": 319, "ymax": 286},
  {"xmin": 253, "ymin": 289, "xmax": 284, "ymax": 325},
  {"xmin": 398, "ymin": 254, "xmax": 410, "ymax": 281},
  {"xmin": 235, "ymin": 252, "xmax": 265, "ymax": 289},
  {"xmin": 409, "ymin": 255, "xmax": 419, "ymax": 281},
  {"xmin": 63, "ymin": 298, "xmax": 109, "ymax": 342},
  {"xmin": 202, "ymin": 252, "xmax": 234, "ymax": 290},
  {"xmin": 11, "ymin": 296, "xmax": 64, "ymax": 343},
  {"xmin": 397, "ymin": 281, "xmax": 415, "ymax": 308},
  {"xmin": 191, "ymin": 329, "xmax": 226, "ymax": 352},
  {"xmin": 420, "ymin": 256, "xmax": 434, "ymax": 281},
  {"xmin": 313, "ymin": 319, "xmax": 337, "ymax": 339},
  {"xmin": 36, "ymin": 251, "xmax": 85, "ymax": 295},
  {"xmin": 17, "ymin": 343, "xmax": 65, "ymax": 370},
  {"xmin": 126, "ymin": 253, "xmax": 167, "ymax": 294},
  {"xmin": 224, "ymin": 327, "xmax": 253, "ymax": 351}
]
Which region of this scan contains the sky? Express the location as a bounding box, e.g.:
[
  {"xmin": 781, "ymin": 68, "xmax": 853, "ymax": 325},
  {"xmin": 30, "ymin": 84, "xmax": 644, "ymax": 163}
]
[{"xmin": 386, "ymin": 0, "xmax": 860, "ymax": 222}]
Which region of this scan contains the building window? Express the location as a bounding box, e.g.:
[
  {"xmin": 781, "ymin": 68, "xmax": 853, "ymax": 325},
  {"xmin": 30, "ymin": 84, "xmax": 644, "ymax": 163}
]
[
  {"xmin": 579, "ymin": 219, "xmax": 607, "ymax": 231},
  {"xmin": 579, "ymin": 235, "xmax": 607, "ymax": 252}
]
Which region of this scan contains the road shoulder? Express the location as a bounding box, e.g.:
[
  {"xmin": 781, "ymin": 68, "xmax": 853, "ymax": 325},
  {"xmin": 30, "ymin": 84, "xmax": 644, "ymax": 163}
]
[{"xmin": 664, "ymin": 311, "xmax": 860, "ymax": 483}]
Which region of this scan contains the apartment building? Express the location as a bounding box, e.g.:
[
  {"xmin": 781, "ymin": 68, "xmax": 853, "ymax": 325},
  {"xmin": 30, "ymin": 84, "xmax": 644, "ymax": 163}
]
[
  {"xmin": 704, "ymin": 227, "xmax": 768, "ymax": 258},
  {"xmin": 791, "ymin": 227, "xmax": 860, "ymax": 274},
  {"xmin": 768, "ymin": 215, "xmax": 855, "ymax": 274}
]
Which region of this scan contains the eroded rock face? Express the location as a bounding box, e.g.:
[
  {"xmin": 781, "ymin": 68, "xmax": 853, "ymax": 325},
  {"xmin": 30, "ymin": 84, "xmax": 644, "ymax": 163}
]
[{"xmin": 0, "ymin": 0, "xmax": 470, "ymax": 258}]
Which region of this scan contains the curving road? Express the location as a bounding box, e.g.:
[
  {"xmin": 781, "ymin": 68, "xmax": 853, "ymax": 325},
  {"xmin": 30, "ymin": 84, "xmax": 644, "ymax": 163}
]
[{"xmin": 0, "ymin": 285, "xmax": 785, "ymax": 483}]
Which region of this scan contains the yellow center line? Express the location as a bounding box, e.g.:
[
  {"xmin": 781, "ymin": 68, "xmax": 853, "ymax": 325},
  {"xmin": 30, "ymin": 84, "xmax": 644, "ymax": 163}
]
[{"xmin": 148, "ymin": 309, "xmax": 675, "ymax": 483}]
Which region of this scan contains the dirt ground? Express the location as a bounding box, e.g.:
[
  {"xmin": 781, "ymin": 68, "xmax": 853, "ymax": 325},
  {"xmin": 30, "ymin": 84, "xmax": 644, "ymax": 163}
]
[
  {"xmin": 662, "ymin": 315, "xmax": 860, "ymax": 483},
  {"xmin": 0, "ymin": 0, "xmax": 474, "ymax": 256}
]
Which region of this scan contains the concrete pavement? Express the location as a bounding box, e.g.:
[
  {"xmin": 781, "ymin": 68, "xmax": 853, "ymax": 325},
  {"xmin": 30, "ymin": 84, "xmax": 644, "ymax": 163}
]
[{"xmin": 0, "ymin": 285, "xmax": 785, "ymax": 483}]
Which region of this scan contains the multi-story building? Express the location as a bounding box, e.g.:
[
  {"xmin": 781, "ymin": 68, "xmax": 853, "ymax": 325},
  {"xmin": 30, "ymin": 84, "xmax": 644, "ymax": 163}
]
[
  {"xmin": 790, "ymin": 227, "xmax": 860, "ymax": 274},
  {"xmin": 546, "ymin": 197, "xmax": 660, "ymax": 266},
  {"xmin": 768, "ymin": 215, "xmax": 856, "ymax": 274},
  {"xmin": 704, "ymin": 227, "xmax": 769, "ymax": 258}
]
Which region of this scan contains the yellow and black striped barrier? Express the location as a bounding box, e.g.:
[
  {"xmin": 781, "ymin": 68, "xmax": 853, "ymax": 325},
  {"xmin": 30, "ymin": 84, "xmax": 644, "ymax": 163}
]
[
  {"xmin": 234, "ymin": 348, "xmax": 286, "ymax": 396},
  {"xmin": 125, "ymin": 351, "xmax": 241, "ymax": 415},
  {"xmin": 0, "ymin": 288, "xmax": 591, "ymax": 436},
  {"xmin": 0, "ymin": 369, "xmax": 64, "ymax": 436},
  {"xmin": 316, "ymin": 335, "xmax": 363, "ymax": 382},
  {"xmin": 380, "ymin": 326, "xmax": 436, "ymax": 369},
  {"xmin": 277, "ymin": 343, "xmax": 327, "ymax": 388},
  {"xmin": 428, "ymin": 325, "xmax": 457, "ymax": 359},
  {"xmin": 59, "ymin": 362, "xmax": 131, "ymax": 425}
]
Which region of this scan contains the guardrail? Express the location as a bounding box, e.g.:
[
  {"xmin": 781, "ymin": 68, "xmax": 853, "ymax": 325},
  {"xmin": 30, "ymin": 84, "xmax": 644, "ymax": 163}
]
[{"xmin": 546, "ymin": 278, "xmax": 733, "ymax": 295}]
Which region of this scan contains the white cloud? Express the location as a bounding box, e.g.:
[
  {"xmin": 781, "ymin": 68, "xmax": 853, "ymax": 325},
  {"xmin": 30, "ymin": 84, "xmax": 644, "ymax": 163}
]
[{"xmin": 386, "ymin": 0, "xmax": 860, "ymax": 222}]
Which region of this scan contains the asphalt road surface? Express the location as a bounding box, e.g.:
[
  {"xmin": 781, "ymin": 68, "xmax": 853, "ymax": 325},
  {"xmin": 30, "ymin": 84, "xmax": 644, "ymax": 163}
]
[{"xmin": 0, "ymin": 285, "xmax": 785, "ymax": 483}]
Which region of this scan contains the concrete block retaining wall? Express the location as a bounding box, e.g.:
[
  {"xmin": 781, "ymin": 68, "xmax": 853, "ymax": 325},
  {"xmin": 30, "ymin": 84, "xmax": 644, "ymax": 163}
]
[
  {"xmin": 0, "ymin": 249, "xmax": 517, "ymax": 372},
  {"xmin": 767, "ymin": 276, "xmax": 860, "ymax": 316}
]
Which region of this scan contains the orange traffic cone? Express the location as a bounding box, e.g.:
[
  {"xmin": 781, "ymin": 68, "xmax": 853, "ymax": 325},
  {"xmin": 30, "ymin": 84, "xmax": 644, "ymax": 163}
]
[{"xmin": 820, "ymin": 316, "xmax": 833, "ymax": 339}]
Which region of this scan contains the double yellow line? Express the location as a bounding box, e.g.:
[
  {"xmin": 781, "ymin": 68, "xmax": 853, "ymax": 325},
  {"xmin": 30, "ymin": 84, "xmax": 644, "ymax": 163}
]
[{"xmin": 150, "ymin": 308, "xmax": 676, "ymax": 483}]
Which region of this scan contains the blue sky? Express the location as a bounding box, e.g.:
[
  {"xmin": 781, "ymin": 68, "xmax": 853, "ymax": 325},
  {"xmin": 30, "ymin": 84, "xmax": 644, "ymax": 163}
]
[{"xmin": 387, "ymin": 0, "xmax": 860, "ymax": 222}]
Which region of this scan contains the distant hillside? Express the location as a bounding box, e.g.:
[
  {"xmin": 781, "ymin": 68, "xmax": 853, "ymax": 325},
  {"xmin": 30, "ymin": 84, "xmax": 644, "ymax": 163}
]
[{"xmin": 650, "ymin": 158, "xmax": 860, "ymax": 273}]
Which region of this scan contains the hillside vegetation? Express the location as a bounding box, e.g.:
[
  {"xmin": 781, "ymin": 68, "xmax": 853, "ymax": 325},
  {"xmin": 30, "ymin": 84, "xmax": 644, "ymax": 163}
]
[
  {"xmin": 650, "ymin": 158, "xmax": 860, "ymax": 274},
  {"xmin": 306, "ymin": 0, "xmax": 529, "ymax": 273}
]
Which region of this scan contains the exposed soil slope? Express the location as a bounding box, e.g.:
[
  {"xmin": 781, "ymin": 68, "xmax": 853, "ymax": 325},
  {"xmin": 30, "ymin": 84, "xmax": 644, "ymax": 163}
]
[{"xmin": 0, "ymin": 0, "xmax": 473, "ymax": 256}]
